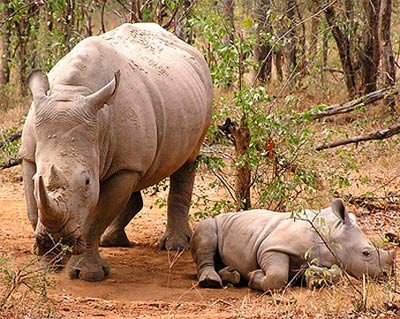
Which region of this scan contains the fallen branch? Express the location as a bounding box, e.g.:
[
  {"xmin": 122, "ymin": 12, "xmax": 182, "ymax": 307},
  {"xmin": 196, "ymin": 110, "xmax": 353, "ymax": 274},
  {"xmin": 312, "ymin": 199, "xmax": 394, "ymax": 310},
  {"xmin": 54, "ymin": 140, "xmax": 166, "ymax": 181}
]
[
  {"xmin": 316, "ymin": 125, "xmax": 400, "ymax": 151},
  {"xmin": 0, "ymin": 158, "xmax": 22, "ymax": 170},
  {"xmin": 310, "ymin": 87, "xmax": 398, "ymax": 120},
  {"xmin": 0, "ymin": 130, "xmax": 22, "ymax": 149}
]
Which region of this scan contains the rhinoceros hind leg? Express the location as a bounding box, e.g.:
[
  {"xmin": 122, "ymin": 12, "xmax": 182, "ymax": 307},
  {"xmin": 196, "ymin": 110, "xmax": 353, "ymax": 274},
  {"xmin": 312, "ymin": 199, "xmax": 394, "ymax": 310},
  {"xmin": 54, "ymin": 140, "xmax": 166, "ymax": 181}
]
[
  {"xmin": 160, "ymin": 162, "xmax": 195, "ymax": 250},
  {"xmin": 191, "ymin": 218, "xmax": 222, "ymax": 288},
  {"xmin": 219, "ymin": 266, "xmax": 241, "ymax": 285},
  {"xmin": 100, "ymin": 191, "xmax": 143, "ymax": 247}
]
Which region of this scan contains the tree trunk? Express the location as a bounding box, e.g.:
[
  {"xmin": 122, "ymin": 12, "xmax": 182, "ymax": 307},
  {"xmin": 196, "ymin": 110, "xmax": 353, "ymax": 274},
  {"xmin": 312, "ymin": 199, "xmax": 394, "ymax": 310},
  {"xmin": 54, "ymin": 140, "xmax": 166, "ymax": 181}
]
[
  {"xmin": 359, "ymin": 0, "xmax": 381, "ymax": 95},
  {"xmin": 231, "ymin": 124, "xmax": 251, "ymax": 210},
  {"xmin": 64, "ymin": 0, "xmax": 75, "ymax": 51},
  {"xmin": 0, "ymin": 0, "xmax": 10, "ymax": 85},
  {"xmin": 379, "ymin": 0, "xmax": 395, "ymax": 110},
  {"xmin": 295, "ymin": 1, "xmax": 306, "ymax": 77},
  {"xmin": 223, "ymin": 0, "xmax": 235, "ymax": 44},
  {"xmin": 324, "ymin": 4, "xmax": 357, "ymax": 98},
  {"xmin": 175, "ymin": 0, "xmax": 193, "ymax": 43},
  {"xmin": 253, "ymin": 0, "xmax": 272, "ymax": 83},
  {"xmin": 284, "ymin": 0, "xmax": 297, "ymax": 81}
]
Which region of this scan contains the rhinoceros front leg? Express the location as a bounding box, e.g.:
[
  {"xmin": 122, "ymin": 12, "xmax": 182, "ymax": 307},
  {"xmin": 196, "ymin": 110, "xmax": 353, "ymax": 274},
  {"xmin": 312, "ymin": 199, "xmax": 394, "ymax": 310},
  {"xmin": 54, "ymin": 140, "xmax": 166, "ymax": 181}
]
[
  {"xmin": 248, "ymin": 251, "xmax": 290, "ymax": 291},
  {"xmin": 160, "ymin": 161, "xmax": 195, "ymax": 250},
  {"xmin": 100, "ymin": 191, "xmax": 143, "ymax": 247},
  {"xmin": 22, "ymin": 159, "xmax": 38, "ymax": 230},
  {"xmin": 66, "ymin": 170, "xmax": 139, "ymax": 281},
  {"xmin": 190, "ymin": 218, "xmax": 222, "ymax": 288}
]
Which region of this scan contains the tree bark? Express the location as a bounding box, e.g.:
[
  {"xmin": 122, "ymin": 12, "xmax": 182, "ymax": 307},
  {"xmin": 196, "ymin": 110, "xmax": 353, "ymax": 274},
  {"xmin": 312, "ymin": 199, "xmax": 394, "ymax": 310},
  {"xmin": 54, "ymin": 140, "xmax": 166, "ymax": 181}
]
[
  {"xmin": 379, "ymin": 0, "xmax": 395, "ymax": 110},
  {"xmin": 359, "ymin": 0, "xmax": 381, "ymax": 95},
  {"xmin": 316, "ymin": 125, "xmax": 400, "ymax": 151},
  {"xmin": 231, "ymin": 124, "xmax": 251, "ymax": 210},
  {"xmin": 223, "ymin": 0, "xmax": 235, "ymax": 44},
  {"xmin": 0, "ymin": 0, "xmax": 10, "ymax": 85},
  {"xmin": 324, "ymin": 4, "xmax": 357, "ymax": 98},
  {"xmin": 309, "ymin": 87, "xmax": 398, "ymax": 120},
  {"xmin": 284, "ymin": 0, "xmax": 297, "ymax": 81},
  {"xmin": 253, "ymin": 0, "xmax": 272, "ymax": 83},
  {"xmin": 64, "ymin": 0, "xmax": 75, "ymax": 51}
]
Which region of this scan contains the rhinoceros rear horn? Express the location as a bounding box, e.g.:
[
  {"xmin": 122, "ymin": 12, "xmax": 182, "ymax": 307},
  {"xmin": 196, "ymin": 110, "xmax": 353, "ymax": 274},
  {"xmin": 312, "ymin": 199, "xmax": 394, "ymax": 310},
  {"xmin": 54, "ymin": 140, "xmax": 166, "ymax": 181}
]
[
  {"xmin": 84, "ymin": 70, "xmax": 121, "ymax": 111},
  {"xmin": 331, "ymin": 198, "xmax": 350, "ymax": 224},
  {"xmin": 36, "ymin": 175, "xmax": 65, "ymax": 231},
  {"xmin": 28, "ymin": 69, "xmax": 49, "ymax": 100}
]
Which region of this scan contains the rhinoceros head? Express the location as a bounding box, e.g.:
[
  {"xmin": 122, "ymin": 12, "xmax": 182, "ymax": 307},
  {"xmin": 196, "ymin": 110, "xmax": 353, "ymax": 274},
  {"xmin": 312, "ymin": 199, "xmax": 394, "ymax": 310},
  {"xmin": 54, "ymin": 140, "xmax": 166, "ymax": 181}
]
[
  {"xmin": 28, "ymin": 70, "xmax": 120, "ymax": 255},
  {"xmin": 319, "ymin": 199, "xmax": 394, "ymax": 279}
]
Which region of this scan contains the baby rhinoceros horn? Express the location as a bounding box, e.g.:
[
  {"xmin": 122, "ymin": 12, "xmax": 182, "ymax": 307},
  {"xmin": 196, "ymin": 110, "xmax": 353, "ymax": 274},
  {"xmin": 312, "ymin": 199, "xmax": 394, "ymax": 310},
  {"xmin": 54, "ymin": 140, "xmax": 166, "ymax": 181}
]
[{"xmin": 37, "ymin": 175, "xmax": 66, "ymax": 232}]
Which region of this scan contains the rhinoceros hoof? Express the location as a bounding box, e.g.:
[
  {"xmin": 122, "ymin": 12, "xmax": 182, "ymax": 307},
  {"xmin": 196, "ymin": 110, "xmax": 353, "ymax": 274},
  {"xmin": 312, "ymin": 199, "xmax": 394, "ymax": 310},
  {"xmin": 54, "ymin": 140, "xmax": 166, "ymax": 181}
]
[
  {"xmin": 199, "ymin": 269, "xmax": 223, "ymax": 288},
  {"xmin": 159, "ymin": 229, "xmax": 192, "ymax": 251},
  {"xmin": 66, "ymin": 251, "xmax": 110, "ymax": 282},
  {"xmin": 100, "ymin": 229, "xmax": 131, "ymax": 247},
  {"xmin": 218, "ymin": 266, "xmax": 241, "ymax": 285}
]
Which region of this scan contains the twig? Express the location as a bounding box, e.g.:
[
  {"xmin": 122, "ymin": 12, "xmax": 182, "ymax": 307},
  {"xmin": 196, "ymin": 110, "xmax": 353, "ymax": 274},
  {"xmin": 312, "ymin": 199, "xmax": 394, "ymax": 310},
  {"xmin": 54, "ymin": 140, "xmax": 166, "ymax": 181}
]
[
  {"xmin": 310, "ymin": 87, "xmax": 398, "ymax": 120},
  {"xmin": 316, "ymin": 125, "xmax": 400, "ymax": 151},
  {"xmin": 0, "ymin": 130, "xmax": 22, "ymax": 149},
  {"xmin": 0, "ymin": 158, "xmax": 22, "ymax": 170}
]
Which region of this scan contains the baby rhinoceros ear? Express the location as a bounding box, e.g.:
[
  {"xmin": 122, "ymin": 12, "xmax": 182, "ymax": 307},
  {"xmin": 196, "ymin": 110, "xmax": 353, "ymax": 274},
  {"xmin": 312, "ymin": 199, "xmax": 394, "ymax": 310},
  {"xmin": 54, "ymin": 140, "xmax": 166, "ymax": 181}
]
[{"xmin": 331, "ymin": 198, "xmax": 351, "ymax": 225}]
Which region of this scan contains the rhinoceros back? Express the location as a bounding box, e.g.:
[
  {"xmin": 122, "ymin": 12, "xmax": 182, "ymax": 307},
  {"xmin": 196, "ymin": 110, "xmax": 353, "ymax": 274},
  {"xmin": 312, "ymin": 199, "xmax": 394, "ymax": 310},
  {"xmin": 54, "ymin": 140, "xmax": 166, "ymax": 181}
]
[{"xmin": 41, "ymin": 23, "xmax": 213, "ymax": 185}]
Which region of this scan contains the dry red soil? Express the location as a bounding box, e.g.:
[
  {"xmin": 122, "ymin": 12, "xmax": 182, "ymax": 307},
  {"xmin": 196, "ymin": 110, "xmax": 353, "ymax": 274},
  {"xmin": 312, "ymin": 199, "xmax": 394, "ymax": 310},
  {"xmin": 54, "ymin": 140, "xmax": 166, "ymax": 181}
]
[{"xmin": 0, "ymin": 167, "xmax": 399, "ymax": 318}]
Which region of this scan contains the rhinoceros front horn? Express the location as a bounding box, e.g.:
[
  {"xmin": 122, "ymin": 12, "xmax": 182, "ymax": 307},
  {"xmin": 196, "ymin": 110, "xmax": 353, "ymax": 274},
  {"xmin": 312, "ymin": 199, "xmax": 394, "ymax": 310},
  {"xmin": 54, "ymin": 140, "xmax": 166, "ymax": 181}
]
[{"xmin": 37, "ymin": 175, "xmax": 65, "ymax": 231}]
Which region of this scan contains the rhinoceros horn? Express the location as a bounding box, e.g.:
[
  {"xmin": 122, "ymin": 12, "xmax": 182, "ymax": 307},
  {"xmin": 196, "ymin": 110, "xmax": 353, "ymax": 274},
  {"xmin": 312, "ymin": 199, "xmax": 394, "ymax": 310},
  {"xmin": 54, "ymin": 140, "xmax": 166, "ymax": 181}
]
[
  {"xmin": 48, "ymin": 165, "xmax": 67, "ymax": 190},
  {"xmin": 84, "ymin": 70, "xmax": 121, "ymax": 111},
  {"xmin": 37, "ymin": 175, "xmax": 65, "ymax": 231}
]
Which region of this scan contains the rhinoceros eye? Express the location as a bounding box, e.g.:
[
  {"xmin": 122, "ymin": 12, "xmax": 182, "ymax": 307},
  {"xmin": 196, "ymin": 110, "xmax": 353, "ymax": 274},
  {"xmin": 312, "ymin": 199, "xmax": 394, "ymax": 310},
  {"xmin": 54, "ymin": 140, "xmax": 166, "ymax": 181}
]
[
  {"xmin": 85, "ymin": 178, "xmax": 90, "ymax": 186},
  {"xmin": 362, "ymin": 251, "xmax": 371, "ymax": 258}
]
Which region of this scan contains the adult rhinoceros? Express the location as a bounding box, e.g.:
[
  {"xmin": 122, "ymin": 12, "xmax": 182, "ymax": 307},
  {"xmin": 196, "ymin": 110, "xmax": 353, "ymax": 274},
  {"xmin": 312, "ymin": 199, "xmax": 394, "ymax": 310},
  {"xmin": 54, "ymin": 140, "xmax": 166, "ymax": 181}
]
[
  {"xmin": 191, "ymin": 199, "xmax": 394, "ymax": 291},
  {"xmin": 19, "ymin": 23, "xmax": 213, "ymax": 281}
]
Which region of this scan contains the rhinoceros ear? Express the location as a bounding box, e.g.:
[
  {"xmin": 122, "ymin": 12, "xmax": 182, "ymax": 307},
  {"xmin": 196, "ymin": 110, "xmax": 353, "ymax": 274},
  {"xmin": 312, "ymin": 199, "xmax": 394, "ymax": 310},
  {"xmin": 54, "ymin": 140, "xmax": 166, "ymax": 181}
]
[
  {"xmin": 84, "ymin": 70, "xmax": 121, "ymax": 111},
  {"xmin": 331, "ymin": 198, "xmax": 351, "ymax": 225},
  {"xmin": 28, "ymin": 69, "xmax": 49, "ymax": 100}
]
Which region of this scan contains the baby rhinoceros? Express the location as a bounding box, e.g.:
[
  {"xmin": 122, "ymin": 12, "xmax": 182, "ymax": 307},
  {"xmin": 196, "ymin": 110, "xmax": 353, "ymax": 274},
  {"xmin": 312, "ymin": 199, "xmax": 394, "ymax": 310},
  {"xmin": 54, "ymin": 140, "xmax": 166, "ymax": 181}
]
[{"xmin": 191, "ymin": 199, "xmax": 394, "ymax": 291}]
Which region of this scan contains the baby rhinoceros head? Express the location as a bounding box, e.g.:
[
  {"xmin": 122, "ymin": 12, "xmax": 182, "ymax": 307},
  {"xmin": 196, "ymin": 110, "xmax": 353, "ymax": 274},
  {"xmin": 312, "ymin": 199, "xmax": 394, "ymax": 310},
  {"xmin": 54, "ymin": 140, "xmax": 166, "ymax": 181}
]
[{"xmin": 325, "ymin": 199, "xmax": 394, "ymax": 280}]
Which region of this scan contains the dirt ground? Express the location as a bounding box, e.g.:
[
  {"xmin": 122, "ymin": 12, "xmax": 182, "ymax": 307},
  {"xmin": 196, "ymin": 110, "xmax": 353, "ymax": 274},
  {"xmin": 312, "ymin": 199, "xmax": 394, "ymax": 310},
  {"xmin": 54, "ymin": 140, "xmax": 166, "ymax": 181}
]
[{"xmin": 0, "ymin": 166, "xmax": 399, "ymax": 319}]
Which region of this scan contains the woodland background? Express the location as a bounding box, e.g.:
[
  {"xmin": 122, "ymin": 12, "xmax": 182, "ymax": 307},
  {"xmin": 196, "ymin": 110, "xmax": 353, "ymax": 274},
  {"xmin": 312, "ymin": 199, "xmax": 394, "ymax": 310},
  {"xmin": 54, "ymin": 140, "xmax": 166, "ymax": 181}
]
[{"xmin": 0, "ymin": 1, "xmax": 400, "ymax": 318}]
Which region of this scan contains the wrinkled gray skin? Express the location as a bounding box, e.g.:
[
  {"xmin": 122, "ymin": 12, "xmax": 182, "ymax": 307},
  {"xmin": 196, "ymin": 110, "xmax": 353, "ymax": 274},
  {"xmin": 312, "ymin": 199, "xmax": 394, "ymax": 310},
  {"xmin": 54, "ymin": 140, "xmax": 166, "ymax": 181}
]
[
  {"xmin": 191, "ymin": 199, "xmax": 394, "ymax": 291},
  {"xmin": 19, "ymin": 23, "xmax": 213, "ymax": 282}
]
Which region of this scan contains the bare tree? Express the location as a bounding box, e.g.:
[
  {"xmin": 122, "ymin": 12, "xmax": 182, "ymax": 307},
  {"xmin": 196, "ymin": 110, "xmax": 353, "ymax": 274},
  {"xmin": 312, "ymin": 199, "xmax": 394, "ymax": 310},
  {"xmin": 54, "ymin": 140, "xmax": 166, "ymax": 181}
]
[
  {"xmin": 0, "ymin": 0, "xmax": 10, "ymax": 85},
  {"xmin": 379, "ymin": 0, "xmax": 396, "ymax": 110},
  {"xmin": 224, "ymin": 0, "xmax": 235, "ymax": 44},
  {"xmin": 284, "ymin": 0, "xmax": 297, "ymax": 81},
  {"xmin": 359, "ymin": 0, "xmax": 381, "ymax": 95},
  {"xmin": 253, "ymin": 0, "xmax": 272, "ymax": 83},
  {"xmin": 324, "ymin": 3, "xmax": 357, "ymax": 98}
]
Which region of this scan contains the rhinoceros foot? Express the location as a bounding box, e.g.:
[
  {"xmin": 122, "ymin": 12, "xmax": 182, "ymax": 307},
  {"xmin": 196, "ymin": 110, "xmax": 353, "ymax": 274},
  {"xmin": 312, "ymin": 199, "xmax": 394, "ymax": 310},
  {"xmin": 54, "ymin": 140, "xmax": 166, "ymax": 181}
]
[
  {"xmin": 159, "ymin": 227, "xmax": 192, "ymax": 251},
  {"xmin": 100, "ymin": 229, "xmax": 131, "ymax": 247},
  {"xmin": 66, "ymin": 251, "xmax": 110, "ymax": 282},
  {"xmin": 198, "ymin": 268, "xmax": 223, "ymax": 288},
  {"xmin": 218, "ymin": 266, "xmax": 241, "ymax": 285}
]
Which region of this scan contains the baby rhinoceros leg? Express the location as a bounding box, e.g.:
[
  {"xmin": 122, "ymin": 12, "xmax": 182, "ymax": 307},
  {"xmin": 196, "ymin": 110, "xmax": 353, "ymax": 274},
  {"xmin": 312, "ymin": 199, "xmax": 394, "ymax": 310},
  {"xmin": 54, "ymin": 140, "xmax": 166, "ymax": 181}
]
[
  {"xmin": 190, "ymin": 218, "xmax": 222, "ymax": 288},
  {"xmin": 218, "ymin": 266, "xmax": 241, "ymax": 286},
  {"xmin": 248, "ymin": 251, "xmax": 290, "ymax": 291}
]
